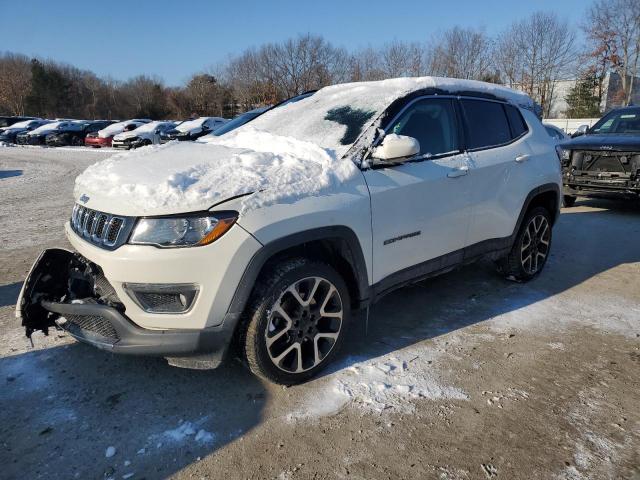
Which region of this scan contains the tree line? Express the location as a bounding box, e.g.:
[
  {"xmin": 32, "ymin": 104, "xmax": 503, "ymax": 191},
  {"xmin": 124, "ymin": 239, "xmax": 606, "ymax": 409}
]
[{"xmin": 0, "ymin": 0, "xmax": 638, "ymax": 120}]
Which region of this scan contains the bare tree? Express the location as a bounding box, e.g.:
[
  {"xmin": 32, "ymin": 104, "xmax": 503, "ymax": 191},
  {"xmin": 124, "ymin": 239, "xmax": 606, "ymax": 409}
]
[
  {"xmin": 428, "ymin": 27, "xmax": 495, "ymax": 80},
  {"xmin": 584, "ymin": 0, "xmax": 640, "ymax": 105},
  {"xmin": 0, "ymin": 52, "xmax": 32, "ymax": 115},
  {"xmin": 496, "ymin": 12, "xmax": 577, "ymax": 116}
]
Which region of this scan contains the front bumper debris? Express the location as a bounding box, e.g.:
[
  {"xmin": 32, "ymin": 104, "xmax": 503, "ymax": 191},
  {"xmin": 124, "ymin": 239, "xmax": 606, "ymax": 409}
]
[{"xmin": 16, "ymin": 248, "xmax": 234, "ymax": 363}]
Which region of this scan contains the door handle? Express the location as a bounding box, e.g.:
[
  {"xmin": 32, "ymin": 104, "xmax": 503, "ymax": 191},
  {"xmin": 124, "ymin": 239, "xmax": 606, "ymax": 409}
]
[
  {"xmin": 447, "ymin": 166, "xmax": 469, "ymax": 178},
  {"xmin": 515, "ymin": 154, "xmax": 530, "ymax": 163}
]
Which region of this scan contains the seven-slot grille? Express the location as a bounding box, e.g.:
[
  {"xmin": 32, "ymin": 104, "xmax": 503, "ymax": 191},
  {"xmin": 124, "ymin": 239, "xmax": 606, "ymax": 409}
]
[{"xmin": 71, "ymin": 204, "xmax": 127, "ymax": 248}]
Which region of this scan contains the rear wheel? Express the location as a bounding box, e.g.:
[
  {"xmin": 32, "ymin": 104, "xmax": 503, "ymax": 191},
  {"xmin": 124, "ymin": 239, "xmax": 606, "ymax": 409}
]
[
  {"xmin": 563, "ymin": 195, "xmax": 577, "ymax": 207},
  {"xmin": 241, "ymin": 258, "xmax": 350, "ymax": 385},
  {"xmin": 498, "ymin": 206, "xmax": 552, "ymax": 282}
]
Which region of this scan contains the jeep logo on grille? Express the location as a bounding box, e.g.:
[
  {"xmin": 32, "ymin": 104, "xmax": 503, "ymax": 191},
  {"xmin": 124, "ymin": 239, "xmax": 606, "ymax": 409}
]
[
  {"xmin": 599, "ymin": 145, "xmax": 613, "ymax": 150},
  {"xmin": 79, "ymin": 194, "xmax": 90, "ymax": 204}
]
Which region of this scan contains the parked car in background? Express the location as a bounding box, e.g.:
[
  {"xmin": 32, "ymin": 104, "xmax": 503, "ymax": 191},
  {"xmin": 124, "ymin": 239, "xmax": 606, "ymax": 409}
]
[
  {"xmin": 0, "ymin": 119, "xmax": 52, "ymax": 144},
  {"xmin": 45, "ymin": 120, "xmax": 115, "ymax": 147},
  {"xmin": 0, "ymin": 116, "xmax": 36, "ymax": 128},
  {"xmin": 18, "ymin": 77, "xmax": 561, "ymax": 385},
  {"xmin": 543, "ymin": 123, "xmax": 570, "ymax": 142},
  {"xmin": 112, "ymin": 120, "xmax": 176, "ymax": 149},
  {"xmin": 198, "ymin": 107, "xmax": 269, "ymax": 141},
  {"xmin": 557, "ymin": 106, "xmax": 640, "ymax": 206},
  {"xmin": 85, "ymin": 119, "xmax": 150, "ymax": 148},
  {"xmin": 159, "ymin": 117, "xmax": 227, "ymax": 143},
  {"xmin": 16, "ymin": 120, "xmax": 82, "ymax": 145}
]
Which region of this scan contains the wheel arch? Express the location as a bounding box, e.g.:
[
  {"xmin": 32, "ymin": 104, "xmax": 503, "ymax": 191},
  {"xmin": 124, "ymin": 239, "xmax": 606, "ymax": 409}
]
[
  {"xmin": 226, "ymin": 226, "xmax": 370, "ymax": 319},
  {"xmin": 513, "ymin": 183, "xmax": 560, "ymax": 238}
]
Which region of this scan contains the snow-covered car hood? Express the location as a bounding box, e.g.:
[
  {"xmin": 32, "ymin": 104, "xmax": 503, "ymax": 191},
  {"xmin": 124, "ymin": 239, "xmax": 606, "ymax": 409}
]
[
  {"xmin": 74, "ymin": 127, "xmax": 359, "ymax": 217},
  {"xmin": 113, "ymin": 130, "xmax": 148, "ymax": 140}
]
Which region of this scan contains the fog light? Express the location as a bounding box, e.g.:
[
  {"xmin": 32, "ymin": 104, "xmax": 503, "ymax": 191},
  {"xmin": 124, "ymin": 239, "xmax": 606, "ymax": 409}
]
[{"xmin": 123, "ymin": 283, "xmax": 199, "ymax": 313}]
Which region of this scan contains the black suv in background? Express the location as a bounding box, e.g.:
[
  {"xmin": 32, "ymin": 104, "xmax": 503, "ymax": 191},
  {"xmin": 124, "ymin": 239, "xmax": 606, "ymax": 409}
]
[
  {"xmin": 557, "ymin": 106, "xmax": 640, "ymax": 206},
  {"xmin": 45, "ymin": 120, "xmax": 115, "ymax": 147}
]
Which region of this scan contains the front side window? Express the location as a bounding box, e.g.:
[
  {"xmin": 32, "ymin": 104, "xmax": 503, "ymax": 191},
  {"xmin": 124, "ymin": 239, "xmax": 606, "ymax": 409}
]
[
  {"xmin": 386, "ymin": 98, "xmax": 460, "ymax": 158},
  {"xmin": 461, "ymin": 99, "xmax": 512, "ymax": 149}
]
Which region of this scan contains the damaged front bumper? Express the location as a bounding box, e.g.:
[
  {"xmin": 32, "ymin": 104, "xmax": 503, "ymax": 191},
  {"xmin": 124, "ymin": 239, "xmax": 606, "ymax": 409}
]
[{"xmin": 16, "ymin": 248, "xmax": 235, "ymax": 363}]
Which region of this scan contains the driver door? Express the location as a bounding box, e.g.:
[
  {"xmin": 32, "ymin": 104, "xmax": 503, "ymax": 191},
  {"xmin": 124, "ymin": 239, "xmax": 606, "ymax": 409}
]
[{"xmin": 362, "ymin": 97, "xmax": 473, "ymax": 285}]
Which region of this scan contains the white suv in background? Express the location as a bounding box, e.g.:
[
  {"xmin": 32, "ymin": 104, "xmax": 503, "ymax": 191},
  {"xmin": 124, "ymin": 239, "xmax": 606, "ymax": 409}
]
[{"xmin": 17, "ymin": 77, "xmax": 561, "ymax": 385}]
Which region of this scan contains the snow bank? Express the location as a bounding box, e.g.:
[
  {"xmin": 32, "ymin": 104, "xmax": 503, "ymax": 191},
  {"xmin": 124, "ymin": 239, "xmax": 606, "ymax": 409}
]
[{"xmin": 74, "ymin": 126, "xmax": 359, "ymax": 216}]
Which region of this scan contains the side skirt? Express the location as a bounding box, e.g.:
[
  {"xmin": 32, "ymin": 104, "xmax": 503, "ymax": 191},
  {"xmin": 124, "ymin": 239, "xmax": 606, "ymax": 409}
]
[{"xmin": 368, "ymin": 237, "xmax": 511, "ymax": 305}]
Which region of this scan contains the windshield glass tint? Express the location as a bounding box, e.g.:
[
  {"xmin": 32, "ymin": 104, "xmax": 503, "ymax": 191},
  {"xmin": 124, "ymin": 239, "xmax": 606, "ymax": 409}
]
[{"xmin": 591, "ymin": 109, "xmax": 640, "ymax": 134}]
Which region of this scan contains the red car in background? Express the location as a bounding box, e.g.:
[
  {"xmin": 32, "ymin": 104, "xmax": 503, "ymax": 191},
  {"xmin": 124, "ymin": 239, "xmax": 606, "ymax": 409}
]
[{"xmin": 84, "ymin": 119, "xmax": 150, "ymax": 148}]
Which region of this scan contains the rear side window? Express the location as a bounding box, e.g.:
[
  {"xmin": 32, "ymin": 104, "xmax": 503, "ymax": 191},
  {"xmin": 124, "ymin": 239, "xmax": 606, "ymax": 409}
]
[
  {"xmin": 460, "ymin": 99, "xmax": 512, "ymax": 149},
  {"xmin": 504, "ymin": 104, "xmax": 528, "ymax": 138}
]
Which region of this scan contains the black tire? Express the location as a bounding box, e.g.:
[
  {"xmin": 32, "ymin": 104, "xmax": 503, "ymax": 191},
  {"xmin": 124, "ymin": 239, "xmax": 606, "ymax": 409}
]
[
  {"xmin": 241, "ymin": 258, "xmax": 350, "ymax": 385},
  {"xmin": 563, "ymin": 195, "xmax": 577, "ymax": 207},
  {"xmin": 498, "ymin": 206, "xmax": 553, "ymax": 282}
]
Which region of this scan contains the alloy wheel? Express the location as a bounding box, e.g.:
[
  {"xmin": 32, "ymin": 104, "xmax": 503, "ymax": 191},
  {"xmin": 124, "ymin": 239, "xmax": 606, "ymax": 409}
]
[
  {"xmin": 520, "ymin": 214, "xmax": 550, "ymax": 275},
  {"xmin": 265, "ymin": 276, "xmax": 343, "ymax": 373}
]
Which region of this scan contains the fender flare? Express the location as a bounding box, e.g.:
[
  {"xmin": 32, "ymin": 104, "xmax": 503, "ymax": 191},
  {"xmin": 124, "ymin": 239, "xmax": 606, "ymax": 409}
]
[
  {"xmin": 226, "ymin": 226, "xmax": 370, "ymax": 317},
  {"xmin": 512, "ymin": 182, "xmax": 561, "ymax": 237}
]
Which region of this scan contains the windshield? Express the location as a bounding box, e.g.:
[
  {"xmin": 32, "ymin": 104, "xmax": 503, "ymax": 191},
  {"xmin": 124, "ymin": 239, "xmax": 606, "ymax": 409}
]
[
  {"xmin": 590, "ymin": 108, "xmax": 640, "ymax": 135},
  {"xmin": 210, "ymin": 109, "xmax": 267, "ymax": 137},
  {"xmin": 244, "ymin": 86, "xmax": 392, "ymax": 154}
]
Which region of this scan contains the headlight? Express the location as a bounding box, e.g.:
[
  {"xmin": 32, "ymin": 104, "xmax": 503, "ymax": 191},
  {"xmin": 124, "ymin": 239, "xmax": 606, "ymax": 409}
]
[{"xmin": 129, "ymin": 212, "xmax": 238, "ymax": 248}]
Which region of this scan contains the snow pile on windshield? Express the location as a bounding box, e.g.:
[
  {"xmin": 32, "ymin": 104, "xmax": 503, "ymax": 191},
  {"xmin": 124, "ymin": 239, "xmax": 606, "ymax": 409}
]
[
  {"xmin": 133, "ymin": 121, "xmax": 172, "ymax": 133},
  {"xmin": 247, "ymin": 76, "xmax": 534, "ymax": 155},
  {"xmin": 75, "ymin": 126, "xmax": 359, "ymax": 216},
  {"xmin": 4, "ymin": 119, "xmax": 42, "ymax": 130},
  {"xmin": 175, "ymin": 117, "xmax": 225, "ymax": 133},
  {"xmin": 98, "ymin": 121, "xmax": 139, "ymax": 138},
  {"xmin": 175, "ymin": 118, "xmax": 207, "ymax": 132},
  {"xmin": 29, "ymin": 121, "xmax": 65, "ymax": 135}
]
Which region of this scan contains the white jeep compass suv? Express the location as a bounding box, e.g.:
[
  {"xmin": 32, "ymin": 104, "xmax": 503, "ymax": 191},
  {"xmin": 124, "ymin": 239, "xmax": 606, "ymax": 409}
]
[{"xmin": 17, "ymin": 77, "xmax": 561, "ymax": 385}]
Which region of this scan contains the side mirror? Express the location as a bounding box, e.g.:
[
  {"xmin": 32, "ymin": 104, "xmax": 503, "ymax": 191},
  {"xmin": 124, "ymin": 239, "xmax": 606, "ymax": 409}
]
[
  {"xmin": 372, "ymin": 134, "xmax": 420, "ymax": 163},
  {"xmin": 572, "ymin": 124, "xmax": 589, "ymax": 138}
]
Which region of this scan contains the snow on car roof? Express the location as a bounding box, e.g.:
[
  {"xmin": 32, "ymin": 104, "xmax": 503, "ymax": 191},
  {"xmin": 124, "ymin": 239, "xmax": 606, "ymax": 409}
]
[
  {"xmin": 4, "ymin": 119, "xmax": 46, "ymax": 130},
  {"xmin": 29, "ymin": 121, "xmax": 71, "ymax": 135},
  {"xmin": 176, "ymin": 117, "xmax": 225, "ymax": 133},
  {"xmin": 133, "ymin": 121, "xmax": 175, "ymax": 133},
  {"xmin": 245, "ymin": 76, "xmax": 535, "ymax": 155},
  {"xmin": 98, "ymin": 120, "xmax": 145, "ymax": 138}
]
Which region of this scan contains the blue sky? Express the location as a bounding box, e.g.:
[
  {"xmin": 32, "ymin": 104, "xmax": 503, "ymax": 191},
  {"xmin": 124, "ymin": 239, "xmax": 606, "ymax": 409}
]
[{"xmin": 1, "ymin": 0, "xmax": 586, "ymax": 86}]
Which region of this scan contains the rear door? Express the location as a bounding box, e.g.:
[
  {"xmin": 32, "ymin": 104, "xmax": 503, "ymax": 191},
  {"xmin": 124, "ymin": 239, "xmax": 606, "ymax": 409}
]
[
  {"xmin": 460, "ymin": 99, "xmax": 534, "ymax": 245},
  {"xmin": 363, "ymin": 97, "xmax": 473, "ymax": 284}
]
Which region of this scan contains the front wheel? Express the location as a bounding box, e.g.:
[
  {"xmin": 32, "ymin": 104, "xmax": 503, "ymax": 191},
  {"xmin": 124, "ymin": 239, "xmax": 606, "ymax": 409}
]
[
  {"xmin": 563, "ymin": 195, "xmax": 577, "ymax": 207},
  {"xmin": 498, "ymin": 206, "xmax": 552, "ymax": 282},
  {"xmin": 241, "ymin": 258, "xmax": 350, "ymax": 385}
]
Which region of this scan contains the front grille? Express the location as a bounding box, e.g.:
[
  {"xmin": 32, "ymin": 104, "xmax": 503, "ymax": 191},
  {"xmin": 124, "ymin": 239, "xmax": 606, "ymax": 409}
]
[
  {"xmin": 70, "ymin": 204, "xmax": 133, "ymax": 250},
  {"xmin": 65, "ymin": 314, "xmax": 119, "ymax": 341}
]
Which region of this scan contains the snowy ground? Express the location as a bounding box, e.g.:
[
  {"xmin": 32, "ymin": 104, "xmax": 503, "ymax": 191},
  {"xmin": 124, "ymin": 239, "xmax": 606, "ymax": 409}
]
[{"xmin": 0, "ymin": 147, "xmax": 639, "ymax": 479}]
